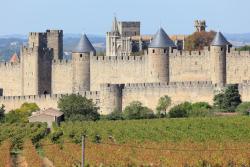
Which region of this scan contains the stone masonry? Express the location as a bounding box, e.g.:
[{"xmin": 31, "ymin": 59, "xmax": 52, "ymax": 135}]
[{"xmin": 1, "ymin": 21, "xmax": 250, "ymax": 115}]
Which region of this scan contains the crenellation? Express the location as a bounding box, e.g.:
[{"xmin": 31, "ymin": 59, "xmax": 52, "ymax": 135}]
[
  {"xmin": 170, "ymin": 49, "xmax": 209, "ymax": 57},
  {"xmin": 2, "ymin": 25, "xmax": 250, "ymax": 115},
  {"xmin": 91, "ymin": 55, "xmax": 144, "ymax": 62},
  {"xmin": 52, "ymin": 59, "xmax": 72, "ymax": 65}
]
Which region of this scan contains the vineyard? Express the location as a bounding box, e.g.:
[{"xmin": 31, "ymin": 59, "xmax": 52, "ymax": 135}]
[{"xmin": 1, "ymin": 116, "xmax": 250, "ymax": 166}]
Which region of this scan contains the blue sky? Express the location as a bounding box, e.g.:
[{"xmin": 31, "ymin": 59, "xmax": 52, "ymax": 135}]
[{"xmin": 0, "ymin": 0, "xmax": 249, "ymax": 35}]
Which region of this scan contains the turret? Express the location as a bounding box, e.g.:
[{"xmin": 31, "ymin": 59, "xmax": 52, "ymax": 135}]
[
  {"xmin": 99, "ymin": 84, "xmax": 124, "ymax": 115},
  {"xmin": 72, "ymin": 34, "xmax": 95, "ymax": 93},
  {"xmin": 210, "ymin": 32, "xmax": 231, "ymax": 86},
  {"xmin": 147, "ymin": 28, "xmax": 175, "ymax": 83}
]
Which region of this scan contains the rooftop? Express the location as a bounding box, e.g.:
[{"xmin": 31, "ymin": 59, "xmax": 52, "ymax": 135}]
[
  {"xmin": 149, "ymin": 28, "xmax": 176, "ymax": 48},
  {"xmin": 73, "ymin": 34, "xmax": 96, "ymax": 53},
  {"xmin": 211, "ymin": 32, "xmax": 231, "ymax": 46}
]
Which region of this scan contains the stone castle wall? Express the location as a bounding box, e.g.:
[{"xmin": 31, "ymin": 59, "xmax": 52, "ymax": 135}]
[
  {"xmin": 0, "ymin": 62, "xmax": 22, "ymax": 96},
  {"xmin": 52, "ymin": 59, "xmax": 73, "ymax": 94},
  {"xmin": 122, "ymin": 81, "xmax": 215, "ymax": 111},
  {"xmin": 0, "ymin": 91, "xmax": 100, "ymax": 112},
  {"xmin": 227, "ymin": 50, "xmax": 250, "ymax": 84},
  {"xmin": 169, "ymin": 50, "xmax": 211, "ymax": 82},
  {"xmin": 90, "ymin": 55, "xmax": 147, "ymax": 91}
]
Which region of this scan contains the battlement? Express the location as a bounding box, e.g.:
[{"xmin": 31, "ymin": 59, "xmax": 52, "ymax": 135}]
[
  {"xmin": 170, "ymin": 49, "xmax": 210, "ymax": 57},
  {"xmin": 29, "ymin": 32, "xmax": 46, "ymax": 36},
  {"xmin": 0, "ymin": 91, "xmax": 100, "ymax": 101},
  {"xmin": 100, "ymin": 83, "xmax": 125, "ymax": 91},
  {"xmin": 46, "ymin": 30, "xmax": 63, "ymax": 36},
  {"xmin": 91, "ymin": 55, "xmax": 145, "ymax": 62},
  {"xmin": 52, "ymin": 59, "xmax": 72, "ymax": 65},
  {"xmin": 0, "ymin": 61, "xmax": 20, "ymax": 68},
  {"xmin": 227, "ymin": 50, "xmax": 250, "ymax": 57},
  {"xmin": 124, "ymin": 81, "xmax": 214, "ymax": 90}
]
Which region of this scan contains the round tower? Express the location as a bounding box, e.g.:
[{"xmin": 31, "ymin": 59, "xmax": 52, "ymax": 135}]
[
  {"xmin": 147, "ymin": 28, "xmax": 176, "ymax": 83},
  {"xmin": 100, "ymin": 84, "xmax": 124, "ymax": 115},
  {"xmin": 210, "ymin": 32, "xmax": 231, "ymax": 87},
  {"xmin": 72, "ymin": 34, "xmax": 96, "ymax": 93}
]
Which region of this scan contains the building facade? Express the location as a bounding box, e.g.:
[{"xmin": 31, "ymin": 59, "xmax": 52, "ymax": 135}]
[{"xmin": 1, "ymin": 22, "xmax": 250, "ymax": 115}]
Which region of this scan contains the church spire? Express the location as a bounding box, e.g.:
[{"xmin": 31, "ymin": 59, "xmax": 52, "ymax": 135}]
[{"xmin": 112, "ymin": 15, "xmax": 119, "ymax": 35}]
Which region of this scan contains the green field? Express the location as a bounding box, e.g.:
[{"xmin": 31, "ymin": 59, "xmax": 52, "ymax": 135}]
[{"xmin": 61, "ymin": 116, "xmax": 250, "ymax": 143}]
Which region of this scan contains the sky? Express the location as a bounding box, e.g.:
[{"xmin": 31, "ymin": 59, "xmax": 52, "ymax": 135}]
[{"xmin": 0, "ymin": 0, "xmax": 249, "ymax": 35}]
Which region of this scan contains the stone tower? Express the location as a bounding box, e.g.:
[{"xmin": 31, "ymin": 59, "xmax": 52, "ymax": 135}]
[
  {"xmin": 28, "ymin": 32, "xmax": 47, "ymax": 48},
  {"xmin": 72, "ymin": 34, "xmax": 96, "ymax": 93},
  {"xmin": 194, "ymin": 20, "xmax": 207, "ymax": 32},
  {"xmin": 210, "ymin": 32, "xmax": 231, "ymax": 86},
  {"xmin": 21, "ymin": 32, "xmax": 53, "ymax": 96},
  {"xmin": 100, "ymin": 84, "xmax": 124, "ymax": 115},
  {"xmin": 106, "ymin": 16, "xmax": 120, "ymax": 56},
  {"xmin": 147, "ymin": 28, "xmax": 176, "ymax": 83},
  {"xmin": 46, "ymin": 30, "xmax": 63, "ymax": 60}
]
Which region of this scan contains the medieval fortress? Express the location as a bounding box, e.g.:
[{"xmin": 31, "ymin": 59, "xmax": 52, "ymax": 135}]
[{"xmin": 1, "ymin": 18, "xmax": 250, "ymax": 114}]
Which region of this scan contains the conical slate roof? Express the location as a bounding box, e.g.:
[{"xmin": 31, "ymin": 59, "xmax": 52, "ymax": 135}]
[
  {"xmin": 149, "ymin": 28, "xmax": 176, "ymax": 48},
  {"xmin": 73, "ymin": 34, "xmax": 96, "ymax": 53},
  {"xmin": 211, "ymin": 32, "xmax": 231, "ymax": 46}
]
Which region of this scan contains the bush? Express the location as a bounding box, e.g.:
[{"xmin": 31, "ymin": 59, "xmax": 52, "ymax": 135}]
[
  {"xmin": 213, "ymin": 84, "xmax": 242, "ymax": 112},
  {"xmin": 189, "ymin": 102, "xmax": 213, "ymax": 117},
  {"xmin": 123, "ymin": 101, "xmax": 155, "ymax": 120},
  {"xmin": 106, "ymin": 109, "xmax": 124, "ymax": 120},
  {"xmin": 169, "ymin": 102, "xmax": 192, "ymax": 118},
  {"xmin": 236, "ymin": 102, "xmax": 250, "ymax": 115},
  {"xmin": 58, "ymin": 94, "xmax": 100, "ymax": 121}
]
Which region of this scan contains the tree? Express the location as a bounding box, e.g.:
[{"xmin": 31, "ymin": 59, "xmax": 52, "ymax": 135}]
[
  {"xmin": 4, "ymin": 103, "xmax": 40, "ymax": 123},
  {"xmin": 189, "ymin": 102, "xmax": 213, "ymax": 117},
  {"xmin": 168, "ymin": 102, "xmax": 192, "ymax": 118},
  {"xmin": 156, "ymin": 95, "xmax": 171, "ymax": 117},
  {"xmin": 185, "ymin": 31, "xmax": 216, "ymax": 51},
  {"xmin": 58, "ymin": 94, "xmax": 100, "ymax": 121},
  {"xmin": 213, "ymin": 84, "xmax": 241, "ymax": 112},
  {"xmin": 19, "ymin": 103, "xmax": 39, "ymax": 113},
  {"xmin": 123, "ymin": 101, "xmax": 155, "ymax": 120},
  {"xmin": 0, "ymin": 105, "xmax": 5, "ymax": 121},
  {"xmin": 5, "ymin": 110, "xmax": 30, "ymax": 123}
]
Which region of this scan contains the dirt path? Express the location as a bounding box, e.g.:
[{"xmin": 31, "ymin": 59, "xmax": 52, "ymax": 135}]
[{"xmin": 42, "ymin": 157, "xmax": 55, "ymax": 167}]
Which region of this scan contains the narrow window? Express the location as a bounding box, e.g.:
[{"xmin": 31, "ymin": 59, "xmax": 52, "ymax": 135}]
[
  {"xmin": 152, "ymin": 49, "xmax": 155, "ymax": 53},
  {"xmin": 80, "ymin": 54, "xmax": 82, "ymax": 58}
]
